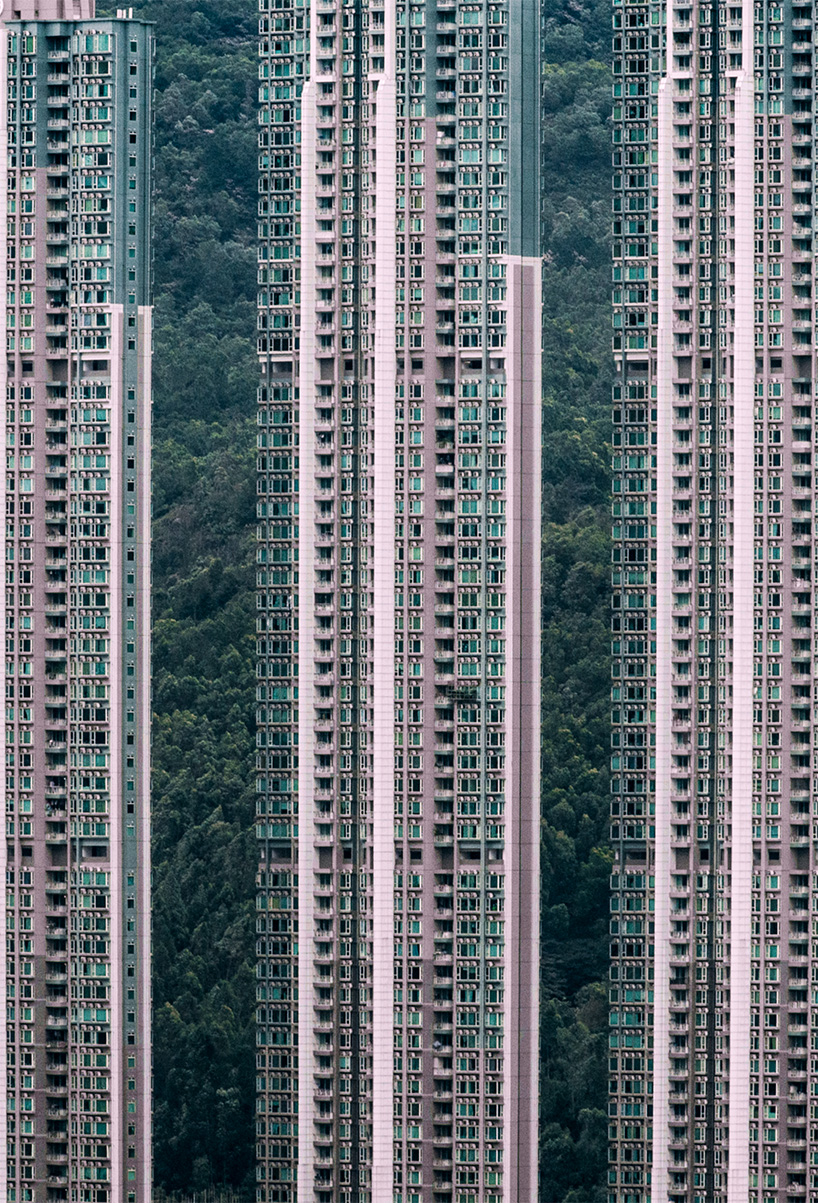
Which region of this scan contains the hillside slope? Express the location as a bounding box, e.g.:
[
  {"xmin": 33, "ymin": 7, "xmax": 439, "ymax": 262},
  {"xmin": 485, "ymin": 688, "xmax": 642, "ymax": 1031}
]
[{"xmin": 98, "ymin": 0, "xmax": 614, "ymax": 1194}]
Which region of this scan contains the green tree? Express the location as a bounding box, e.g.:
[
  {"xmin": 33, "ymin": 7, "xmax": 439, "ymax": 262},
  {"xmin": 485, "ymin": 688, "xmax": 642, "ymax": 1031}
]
[
  {"xmin": 98, "ymin": 0, "xmax": 259, "ymax": 1190},
  {"xmin": 95, "ymin": 0, "xmax": 617, "ymax": 1194},
  {"xmin": 538, "ymin": 1, "xmax": 613, "ymax": 1197}
]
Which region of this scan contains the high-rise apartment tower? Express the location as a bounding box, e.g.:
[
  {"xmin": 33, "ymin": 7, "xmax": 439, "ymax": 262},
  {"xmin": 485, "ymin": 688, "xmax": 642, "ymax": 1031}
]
[
  {"xmin": 610, "ymin": 0, "xmax": 818, "ymax": 1198},
  {"xmin": 256, "ymin": 3, "xmax": 540, "ymax": 1202},
  {"xmin": 0, "ymin": 2, "xmax": 152, "ymax": 1200}
]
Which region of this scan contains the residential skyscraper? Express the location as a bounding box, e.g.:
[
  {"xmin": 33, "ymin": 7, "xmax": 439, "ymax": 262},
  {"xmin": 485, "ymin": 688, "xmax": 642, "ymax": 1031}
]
[
  {"xmin": 610, "ymin": 0, "xmax": 818, "ymax": 1198},
  {"xmin": 0, "ymin": 2, "xmax": 152, "ymax": 1200},
  {"xmin": 256, "ymin": 3, "xmax": 540, "ymax": 1202}
]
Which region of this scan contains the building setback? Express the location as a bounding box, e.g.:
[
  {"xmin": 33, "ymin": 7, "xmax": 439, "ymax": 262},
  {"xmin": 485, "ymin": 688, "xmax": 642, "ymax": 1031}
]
[
  {"xmin": 610, "ymin": 0, "xmax": 818, "ymax": 1198},
  {"xmin": 256, "ymin": 2, "xmax": 540, "ymax": 1201},
  {"xmin": 0, "ymin": 1, "xmax": 152, "ymax": 1200}
]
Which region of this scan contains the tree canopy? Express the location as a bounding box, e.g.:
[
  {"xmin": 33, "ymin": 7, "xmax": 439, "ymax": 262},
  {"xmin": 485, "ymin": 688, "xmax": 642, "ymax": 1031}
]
[{"xmin": 97, "ymin": 0, "xmax": 614, "ymax": 1195}]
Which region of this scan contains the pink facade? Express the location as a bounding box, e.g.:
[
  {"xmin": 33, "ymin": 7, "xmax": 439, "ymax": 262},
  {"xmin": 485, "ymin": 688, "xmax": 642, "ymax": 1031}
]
[
  {"xmin": 0, "ymin": 4, "xmax": 152, "ymax": 1199},
  {"xmin": 256, "ymin": 3, "xmax": 541, "ymax": 1201},
  {"xmin": 611, "ymin": 0, "xmax": 818, "ymax": 1198}
]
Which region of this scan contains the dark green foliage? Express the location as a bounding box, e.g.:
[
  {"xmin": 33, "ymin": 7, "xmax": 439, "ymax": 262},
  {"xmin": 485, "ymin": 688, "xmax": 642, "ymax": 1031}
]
[
  {"xmin": 95, "ymin": 0, "xmax": 260, "ymax": 1191},
  {"xmin": 541, "ymin": 517, "xmax": 610, "ymax": 992},
  {"xmin": 540, "ymin": 987, "xmax": 609, "ymax": 1203},
  {"xmin": 148, "ymin": 428, "xmax": 257, "ymax": 1196},
  {"xmin": 539, "ymin": 0, "xmax": 613, "ymax": 1198},
  {"xmin": 542, "ymin": 0, "xmax": 611, "ymax": 65},
  {"xmin": 97, "ymin": 0, "xmax": 614, "ymax": 1195},
  {"xmin": 539, "ymin": 514, "xmax": 612, "ymax": 1201}
]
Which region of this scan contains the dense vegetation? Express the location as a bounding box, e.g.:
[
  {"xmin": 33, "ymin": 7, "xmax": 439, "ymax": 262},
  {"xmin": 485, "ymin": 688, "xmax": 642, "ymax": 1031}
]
[
  {"xmin": 98, "ymin": 0, "xmax": 613, "ymax": 1196},
  {"xmin": 538, "ymin": 0, "xmax": 612, "ymax": 1198},
  {"xmin": 97, "ymin": 0, "xmax": 260, "ymax": 1191}
]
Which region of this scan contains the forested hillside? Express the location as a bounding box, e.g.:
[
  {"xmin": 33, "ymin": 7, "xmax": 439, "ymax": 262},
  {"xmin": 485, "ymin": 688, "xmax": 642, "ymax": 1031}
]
[
  {"xmin": 96, "ymin": 0, "xmax": 614, "ymax": 1196},
  {"xmin": 99, "ymin": 0, "xmax": 260, "ymax": 1191},
  {"xmin": 538, "ymin": 0, "xmax": 613, "ymax": 1196}
]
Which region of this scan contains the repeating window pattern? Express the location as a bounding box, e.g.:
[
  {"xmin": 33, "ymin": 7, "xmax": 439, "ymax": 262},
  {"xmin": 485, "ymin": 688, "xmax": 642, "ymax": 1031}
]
[
  {"xmin": 257, "ymin": 3, "xmax": 540, "ymax": 1203},
  {"xmin": 611, "ymin": 0, "xmax": 818, "ymax": 1200},
  {"xmin": 1, "ymin": 15, "xmax": 152, "ymax": 1203}
]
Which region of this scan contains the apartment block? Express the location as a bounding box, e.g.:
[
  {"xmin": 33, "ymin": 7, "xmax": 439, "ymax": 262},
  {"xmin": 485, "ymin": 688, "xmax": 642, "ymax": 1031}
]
[
  {"xmin": 256, "ymin": 3, "xmax": 540, "ymax": 1201},
  {"xmin": 0, "ymin": 2, "xmax": 152, "ymax": 1199},
  {"xmin": 610, "ymin": 0, "xmax": 818, "ymax": 1199}
]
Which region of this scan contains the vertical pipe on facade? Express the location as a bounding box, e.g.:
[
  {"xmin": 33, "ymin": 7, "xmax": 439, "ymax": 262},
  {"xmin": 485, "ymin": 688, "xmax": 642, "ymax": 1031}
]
[
  {"xmin": 68, "ymin": 41, "xmax": 80, "ymax": 1173},
  {"xmin": 478, "ymin": 14, "xmax": 490, "ymax": 1194},
  {"xmin": 109, "ymin": 305, "xmax": 124, "ymax": 1203},
  {"xmin": 295, "ymin": 4, "xmax": 318, "ymax": 1197},
  {"xmin": 136, "ymin": 303, "xmax": 152, "ymax": 1200},
  {"xmin": 507, "ymin": 7, "xmax": 541, "ymax": 1194},
  {"xmin": 703, "ymin": 0, "xmax": 721, "ymax": 1176},
  {"xmin": 0, "ymin": 19, "xmax": 8, "ymax": 1200},
  {"xmin": 610, "ymin": 4, "xmax": 635, "ymax": 1185},
  {"xmin": 754, "ymin": 0, "xmax": 770, "ymax": 1146},
  {"xmin": 371, "ymin": 1, "xmax": 398, "ymax": 1194},
  {"xmin": 652, "ymin": 73, "xmax": 674, "ymax": 1203},
  {"xmin": 502, "ymin": 258, "xmax": 541, "ymax": 1201},
  {"xmin": 725, "ymin": 60, "xmax": 755, "ymax": 1203},
  {"xmin": 347, "ymin": 6, "xmax": 364, "ymax": 1190}
]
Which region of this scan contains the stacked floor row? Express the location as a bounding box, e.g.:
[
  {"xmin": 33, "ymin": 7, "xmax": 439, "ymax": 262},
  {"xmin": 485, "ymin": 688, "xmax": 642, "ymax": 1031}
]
[
  {"xmin": 611, "ymin": 0, "xmax": 818, "ymax": 1199},
  {"xmin": 256, "ymin": 3, "xmax": 541, "ymax": 1202}
]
